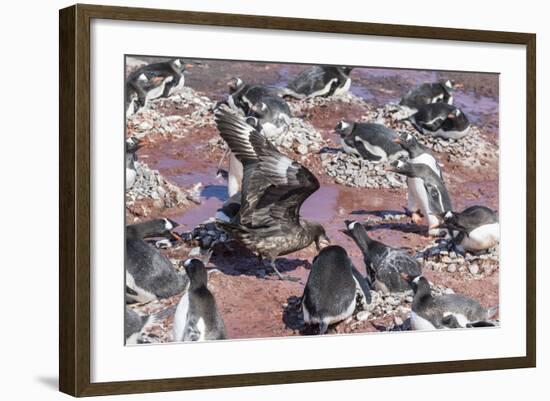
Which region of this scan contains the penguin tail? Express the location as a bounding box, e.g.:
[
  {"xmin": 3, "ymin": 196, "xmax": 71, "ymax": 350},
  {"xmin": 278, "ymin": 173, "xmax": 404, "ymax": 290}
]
[{"xmin": 318, "ymin": 321, "xmax": 329, "ymax": 335}]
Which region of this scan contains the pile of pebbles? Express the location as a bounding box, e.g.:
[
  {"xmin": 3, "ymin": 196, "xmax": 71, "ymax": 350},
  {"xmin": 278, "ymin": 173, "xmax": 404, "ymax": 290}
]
[
  {"xmin": 417, "ymin": 240, "xmax": 499, "ymax": 278},
  {"xmin": 266, "ymin": 117, "xmax": 325, "ymax": 155},
  {"xmin": 320, "ymin": 151, "xmax": 407, "ymax": 188},
  {"xmin": 287, "ymin": 91, "xmax": 372, "ymax": 115},
  {"xmin": 361, "ymin": 103, "xmax": 497, "ymax": 167},
  {"xmin": 127, "ymin": 109, "xmax": 186, "ymax": 139},
  {"xmin": 126, "ymin": 161, "xmax": 202, "ymax": 211},
  {"xmin": 149, "ymin": 87, "xmax": 216, "ymax": 128}
]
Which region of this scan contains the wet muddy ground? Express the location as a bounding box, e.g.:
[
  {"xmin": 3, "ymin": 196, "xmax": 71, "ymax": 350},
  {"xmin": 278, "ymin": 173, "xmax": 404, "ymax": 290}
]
[{"xmin": 126, "ymin": 57, "xmax": 499, "ymax": 341}]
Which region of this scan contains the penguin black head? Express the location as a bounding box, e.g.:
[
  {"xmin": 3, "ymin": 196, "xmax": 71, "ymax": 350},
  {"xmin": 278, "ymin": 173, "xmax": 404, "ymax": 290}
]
[
  {"xmin": 339, "ymin": 66, "xmax": 354, "ymax": 75},
  {"xmin": 250, "ymin": 102, "xmax": 268, "ymax": 118},
  {"xmin": 182, "ymin": 258, "xmax": 208, "ymax": 288},
  {"xmin": 170, "ymin": 59, "xmax": 186, "ymax": 73},
  {"xmin": 125, "ymin": 136, "xmax": 147, "ymax": 153},
  {"xmin": 385, "ymin": 159, "xmax": 414, "ymax": 176},
  {"xmin": 447, "ymin": 107, "xmax": 464, "ymax": 120},
  {"xmin": 228, "ymin": 77, "xmax": 244, "ymax": 93},
  {"xmin": 334, "ymin": 120, "xmax": 354, "ymax": 137},
  {"xmin": 394, "ymin": 132, "xmax": 417, "ymax": 149},
  {"xmin": 401, "ymin": 274, "xmax": 429, "ymax": 295}
]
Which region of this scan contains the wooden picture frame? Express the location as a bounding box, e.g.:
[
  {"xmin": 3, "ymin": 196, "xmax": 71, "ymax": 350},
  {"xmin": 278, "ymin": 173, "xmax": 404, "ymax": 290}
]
[{"xmin": 59, "ymin": 3, "xmax": 536, "ymax": 397}]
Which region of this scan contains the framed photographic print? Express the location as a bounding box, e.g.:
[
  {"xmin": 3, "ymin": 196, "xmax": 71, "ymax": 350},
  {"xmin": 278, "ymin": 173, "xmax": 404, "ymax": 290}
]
[{"xmin": 59, "ymin": 3, "xmax": 536, "ymax": 397}]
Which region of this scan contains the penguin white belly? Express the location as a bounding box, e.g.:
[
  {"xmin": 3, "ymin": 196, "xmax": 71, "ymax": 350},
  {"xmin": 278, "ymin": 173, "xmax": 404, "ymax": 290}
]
[
  {"xmin": 172, "ymin": 292, "xmax": 190, "ymax": 342},
  {"xmin": 147, "ymin": 76, "xmax": 173, "ymax": 101},
  {"xmin": 408, "ymin": 176, "xmax": 433, "ymax": 222},
  {"xmin": 125, "ymin": 332, "xmax": 141, "ymax": 345},
  {"xmin": 308, "ymin": 78, "xmax": 338, "ymax": 98},
  {"xmin": 168, "ymin": 75, "xmax": 185, "ymax": 96},
  {"xmin": 196, "ymin": 318, "xmax": 206, "ymax": 341},
  {"xmin": 354, "ymin": 137, "xmax": 388, "ymax": 161},
  {"xmin": 126, "ymin": 168, "xmax": 137, "ymax": 190},
  {"xmin": 227, "ymin": 153, "xmax": 243, "ymax": 197},
  {"xmin": 434, "ymin": 126, "xmax": 471, "ymax": 140},
  {"xmin": 126, "ymin": 99, "xmax": 137, "ymax": 117},
  {"xmin": 411, "ymin": 311, "xmax": 437, "ymax": 331},
  {"xmin": 126, "ymin": 272, "xmax": 157, "ymax": 304},
  {"xmin": 333, "ymin": 78, "xmax": 351, "ymax": 96},
  {"xmin": 461, "ymin": 223, "xmax": 500, "ymax": 251},
  {"xmin": 302, "ymin": 298, "xmax": 356, "ymax": 325}
]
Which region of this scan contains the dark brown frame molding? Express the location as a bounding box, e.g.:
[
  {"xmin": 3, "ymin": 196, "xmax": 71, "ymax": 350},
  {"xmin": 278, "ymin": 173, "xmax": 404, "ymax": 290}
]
[{"xmin": 59, "ymin": 3, "xmax": 536, "ymax": 397}]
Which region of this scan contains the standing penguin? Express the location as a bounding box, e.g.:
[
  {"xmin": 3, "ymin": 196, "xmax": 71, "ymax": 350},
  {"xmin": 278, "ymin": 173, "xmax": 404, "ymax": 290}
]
[
  {"xmin": 403, "ymin": 275, "xmax": 496, "ymax": 330},
  {"xmin": 394, "ymin": 132, "xmax": 443, "ymax": 225},
  {"xmin": 286, "ymin": 66, "xmax": 354, "ymax": 98},
  {"xmin": 400, "ymin": 79, "xmax": 460, "ymax": 111},
  {"xmin": 173, "ymin": 259, "xmax": 227, "ymax": 342},
  {"xmin": 126, "ymin": 219, "xmax": 189, "ymax": 304},
  {"xmin": 125, "ymin": 136, "xmax": 146, "ymax": 190},
  {"xmin": 386, "ymin": 159, "xmax": 452, "ymax": 236},
  {"xmin": 436, "ymin": 206, "xmax": 500, "ymax": 253},
  {"xmin": 344, "ymin": 221, "xmax": 421, "ymax": 293},
  {"xmin": 335, "ymin": 121, "xmax": 408, "ymax": 162},
  {"xmin": 302, "ymin": 245, "xmax": 371, "ymax": 334},
  {"xmin": 410, "ymin": 103, "xmax": 471, "ymax": 140}
]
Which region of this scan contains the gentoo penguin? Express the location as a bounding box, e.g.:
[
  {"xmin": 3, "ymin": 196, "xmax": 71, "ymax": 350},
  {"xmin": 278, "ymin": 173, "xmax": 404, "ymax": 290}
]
[
  {"xmin": 173, "ymin": 259, "xmax": 227, "ymax": 342},
  {"xmin": 436, "ymin": 206, "xmax": 499, "ymax": 253},
  {"xmin": 400, "ymin": 79, "xmax": 460, "ymax": 111},
  {"xmin": 249, "ymin": 98, "xmax": 292, "ymax": 138},
  {"xmin": 344, "ymin": 221, "xmax": 421, "ymax": 293},
  {"xmin": 125, "ymin": 79, "xmax": 147, "ymax": 117},
  {"xmin": 404, "ymin": 275, "xmax": 496, "ymax": 330},
  {"xmin": 387, "ymin": 159, "xmax": 452, "ymax": 235},
  {"xmin": 394, "ymin": 132, "xmax": 443, "ymax": 225},
  {"xmin": 126, "ymin": 219, "xmax": 189, "ymax": 304},
  {"xmin": 410, "ymin": 103, "xmax": 471, "ymax": 140},
  {"xmin": 302, "ymin": 246, "xmax": 371, "ymax": 334},
  {"xmin": 215, "ymin": 109, "xmax": 330, "ymax": 280},
  {"xmin": 224, "ymin": 77, "xmax": 291, "ymax": 114},
  {"xmin": 125, "ymin": 136, "xmax": 146, "ymax": 190},
  {"xmin": 286, "ymin": 66, "xmax": 354, "ymax": 98},
  {"xmin": 127, "ymin": 59, "xmax": 187, "ymax": 103},
  {"xmin": 335, "ymin": 121, "xmax": 408, "ymax": 162}
]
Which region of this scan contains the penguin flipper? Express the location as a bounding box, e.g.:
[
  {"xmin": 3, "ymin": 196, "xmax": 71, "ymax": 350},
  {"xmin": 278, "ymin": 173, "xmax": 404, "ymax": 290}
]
[
  {"xmin": 351, "ymin": 266, "xmax": 372, "ymax": 304},
  {"xmin": 318, "ymin": 321, "xmax": 329, "ymax": 335},
  {"xmin": 354, "ymin": 141, "xmax": 382, "ymax": 162}
]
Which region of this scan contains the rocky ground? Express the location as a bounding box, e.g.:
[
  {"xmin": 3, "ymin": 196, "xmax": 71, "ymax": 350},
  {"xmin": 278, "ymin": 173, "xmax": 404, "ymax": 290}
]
[{"xmin": 125, "ymin": 58, "xmax": 500, "ymax": 342}]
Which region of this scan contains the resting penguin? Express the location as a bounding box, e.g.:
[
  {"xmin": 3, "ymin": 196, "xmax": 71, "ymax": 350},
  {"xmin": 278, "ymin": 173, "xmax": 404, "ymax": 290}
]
[
  {"xmin": 403, "ymin": 275, "xmax": 497, "ymax": 330},
  {"xmin": 125, "ymin": 136, "xmax": 146, "ymax": 190},
  {"xmin": 302, "ymin": 245, "xmax": 371, "ymax": 334},
  {"xmin": 400, "ymin": 79, "xmax": 459, "ymax": 111},
  {"xmin": 286, "ymin": 66, "xmax": 354, "ymax": 98},
  {"xmin": 386, "ymin": 159, "xmax": 452, "ymax": 236},
  {"xmin": 436, "ymin": 206, "xmax": 500, "ymax": 253},
  {"xmin": 335, "ymin": 121, "xmax": 408, "ymax": 162},
  {"xmin": 224, "ymin": 77, "xmax": 299, "ymax": 114},
  {"xmin": 126, "ymin": 219, "xmax": 189, "ymax": 304},
  {"xmin": 249, "ymin": 99, "xmax": 292, "ymax": 138},
  {"xmin": 394, "ymin": 132, "xmax": 443, "ymax": 225},
  {"xmin": 410, "ymin": 103, "xmax": 471, "ymax": 140},
  {"xmin": 173, "ymin": 259, "xmax": 227, "ymax": 342},
  {"xmin": 127, "ymin": 59, "xmax": 187, "ymax": 103},
  {"xmin": 344, "ymin": 221, "xmax": 421, "ymax": 293}
]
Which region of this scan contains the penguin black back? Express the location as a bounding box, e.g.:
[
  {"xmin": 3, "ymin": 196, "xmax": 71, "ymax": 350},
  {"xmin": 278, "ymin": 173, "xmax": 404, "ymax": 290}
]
[{"xmin": 302, "ymin": 245, "xmax": 371, "ymax": 334}]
